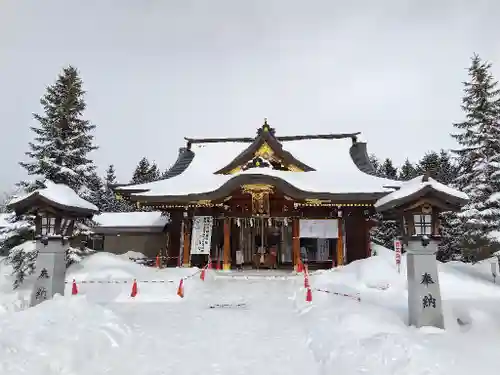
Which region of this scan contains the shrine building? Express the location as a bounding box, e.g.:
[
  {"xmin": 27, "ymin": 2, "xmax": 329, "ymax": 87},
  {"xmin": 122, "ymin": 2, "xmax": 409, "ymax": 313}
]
[{"xmin": 112, "ymin": 120, "xmax": 401, "ymax": 270}]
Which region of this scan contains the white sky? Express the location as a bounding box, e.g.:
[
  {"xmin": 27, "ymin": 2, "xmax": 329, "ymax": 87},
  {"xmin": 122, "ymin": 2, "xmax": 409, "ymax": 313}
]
[{"xmin": 0, "ymin": 0, "xmax": 499, "ymax": 192}]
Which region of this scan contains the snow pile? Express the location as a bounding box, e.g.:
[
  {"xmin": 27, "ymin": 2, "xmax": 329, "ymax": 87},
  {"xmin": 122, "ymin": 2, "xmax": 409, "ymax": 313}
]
[
  {"xmin": 0, "ymin": 296, "xmax": 131, "ymax": 374},
  {"xmin": 1, "ymin": 245, "xmax": 500, "ymax": 374},
  {"xmin": 295, "ymin": 243, "xmax": 500, "ymax": 375},
  {"xmin": 66, "ymin": 252, "xmax": 201, "ymax": 303}
]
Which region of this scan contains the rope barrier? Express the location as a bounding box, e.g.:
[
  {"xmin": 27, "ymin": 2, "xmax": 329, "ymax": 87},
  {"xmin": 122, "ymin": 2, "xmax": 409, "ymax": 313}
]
[{"xmin": 313, "ymin": 288, "xmax": 361, "ymax": 301}]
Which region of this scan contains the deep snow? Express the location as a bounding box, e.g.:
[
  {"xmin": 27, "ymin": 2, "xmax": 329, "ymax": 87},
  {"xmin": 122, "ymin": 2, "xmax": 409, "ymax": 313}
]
[{"xmin": 1, "ymin": 245, "xmax": 500, "ymax": 375}]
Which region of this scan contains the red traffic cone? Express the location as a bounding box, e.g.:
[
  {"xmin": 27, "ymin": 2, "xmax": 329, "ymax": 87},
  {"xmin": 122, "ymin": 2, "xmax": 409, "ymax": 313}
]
[
  {"xmin": 155, "ymin": 255, "xmax": 161, "ymax": 268},
  {"xmin": 200, "ymin": 268, "xmax": 206, "ymax": 281},
  {"xmin": 306, "ymin": 288, "xmax": 312, "ymax": 303},
  {"xmin": 130, "ymin": 279, "xmax": 138, "ymax": 297},
  {"xmin": 71, "ymin": 279, "xmax": 78, "ymax": 295},
  {"xmin": 297, "ymin": 260, "xmax": 303, "ymax": 273},
  {"xmin": 177, "ymin": 279, "xmax": 184, "ymax": 298},
  {"xmin": 304, "ymin": 275, "xmax": 310, "ymax": 288}
]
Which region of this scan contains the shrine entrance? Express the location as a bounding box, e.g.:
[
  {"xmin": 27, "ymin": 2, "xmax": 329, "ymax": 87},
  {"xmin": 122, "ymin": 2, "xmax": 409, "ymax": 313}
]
[{"xmin": 233, "ymin": 217, "xmax": 294, "ymax": 269}]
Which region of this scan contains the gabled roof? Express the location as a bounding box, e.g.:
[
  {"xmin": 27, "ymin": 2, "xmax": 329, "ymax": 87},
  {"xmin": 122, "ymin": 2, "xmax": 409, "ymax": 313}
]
[{"xmin": 114, "ymin": 121, "xmax": 399, "ymax": 202}]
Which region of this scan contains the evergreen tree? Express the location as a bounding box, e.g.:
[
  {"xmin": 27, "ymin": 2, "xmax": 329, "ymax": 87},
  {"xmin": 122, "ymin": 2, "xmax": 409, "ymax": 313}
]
[
  {"xmin": 369, "ymin": 156, "xmax": 400, "ymax": 250},
  {"xmin": 398, "ymin": 158, "xmax": 418, "ymax": 181},
  {"xmin": 416, "ymin": 151, "xmax": 440, "ymax": 178},
  {"xmin": 131, "ymin": 157, "xmax": 152, "ymax": 184},
  {"xmin": 84, "ymin": 172, "xmax": 105, "ymax": 210},
  {"xmin": 451, "ymin": 54, "xmax": 500, "ymax": 258},
  {"xmin": 100, "ymin": 164, "xmax": 132, "ymax": 212},
  {"xmin": 19, "ymin": 65, "xmax": 97, "ymax": 193},
  {"xmin": 2, "ymin": 66, "xmax": 98, "ymax": 287},
  {"xmin": 380, "ymin": 158, "xmax": 398, "ymax": 179},
  {"xmin": 369, "ymin": 154, "xmax": 382, "ymax": 176}
]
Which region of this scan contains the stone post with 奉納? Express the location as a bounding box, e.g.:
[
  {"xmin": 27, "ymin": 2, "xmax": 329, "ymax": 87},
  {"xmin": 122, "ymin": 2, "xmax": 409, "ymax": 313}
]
[{"xmin": 374, "ymin": 174, "xmax": 468, "ymax": 329}]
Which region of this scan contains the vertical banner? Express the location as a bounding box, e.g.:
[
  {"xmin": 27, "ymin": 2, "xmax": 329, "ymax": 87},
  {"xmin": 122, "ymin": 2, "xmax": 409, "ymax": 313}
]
[
  {"xmin": 190, "ymin": 216, "xmax": 214, "ymax": 255},
  {"xmin": 394, "ymin": 239, "xmax": 402, "ymax": 273}
]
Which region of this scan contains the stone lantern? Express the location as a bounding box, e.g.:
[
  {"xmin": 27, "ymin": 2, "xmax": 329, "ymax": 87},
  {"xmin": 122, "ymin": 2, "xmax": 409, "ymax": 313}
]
[
  {"xmin": 7, "ymin": 181, "xmax": 98, "ymax": 307},
  {"xmin": 375, "ymin": 174, "xmax": 468, "ymax": 329}
]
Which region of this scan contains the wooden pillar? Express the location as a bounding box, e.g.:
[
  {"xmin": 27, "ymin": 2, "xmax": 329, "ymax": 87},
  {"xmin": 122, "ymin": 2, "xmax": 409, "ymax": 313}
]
[
  {"xmin": 223, "ymin": 217, "xmax": 231, "ymax": 270},
  {"xmin": 292, "ymin": 218, "xmax": 300, "ymax": 271},
  {"xmin": 182, "ymin": 219, "xmax": 191, "ymax": 267},
  {"xmin": 337, "ymin": 218, "xmax": 344, "ymax": 266},
  {"xmin": 168, "ymin": 212, "xmax": 182, "ymax": 267}
]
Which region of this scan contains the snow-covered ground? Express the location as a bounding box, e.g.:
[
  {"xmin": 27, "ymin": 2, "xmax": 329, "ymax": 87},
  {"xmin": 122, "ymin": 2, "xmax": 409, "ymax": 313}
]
[{"xmin": 1, "ymin": 245, "xmax": 500, "ymax": 374}]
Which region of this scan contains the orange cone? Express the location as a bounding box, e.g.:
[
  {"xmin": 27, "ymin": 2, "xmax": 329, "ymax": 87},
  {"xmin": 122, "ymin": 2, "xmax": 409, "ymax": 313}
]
[
  {"xmin": 71, "ymin": 279, "xmax": 78, "ymax": 295},
  {"xmin": 130, "ymin": 279, "xmax": 138, "ymax": 297},
  {"xmin": 297, "ymin": 260, "xmax": 303, "ymax": 273},
  {"xmin": 177, "ymin": 279, "xmax": 184, "ymax": 298},
  {"xmin": 306, "ymin": 288, "xmax": 312, "ymax": 302},
  {"xmin": 200, "ymin": 268, "xmax": 206, "ymax": 281},
  {"xmin": 155, "ymin": 255, "xmax": 161, "ymax": 268}
]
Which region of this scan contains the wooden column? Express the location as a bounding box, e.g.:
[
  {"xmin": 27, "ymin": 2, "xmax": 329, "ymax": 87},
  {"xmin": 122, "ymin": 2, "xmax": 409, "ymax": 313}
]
[
  {"xmin": 337, "ymin": 218, "xmax": 344, "ymax": 266},
  {"xmin": 223, "ymin": 217, "xmax": 231, "ymax": 270},
  {"xmin": 292, "ymin": 218, "xmax": 300, "ymax": 271},
  {"xmin": 168, "ymin": 212, "xmax": 182, "ymax": 267},
  {"xmin": 182, "ymin": 219, "xmax": 191, "ymax": 267}
]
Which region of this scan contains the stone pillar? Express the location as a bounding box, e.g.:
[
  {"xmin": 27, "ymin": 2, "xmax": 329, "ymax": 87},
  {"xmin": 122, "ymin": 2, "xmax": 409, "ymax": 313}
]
[
  {"xmin": 31, "ymin": 238, "xmax": 67, "ymax": 307},
  {"xmin": 223, "ymin": 218, "xmax": 231, "ymax": 270},
  {"xmin": 292, "ymin": 218, "xmax": 300, "ymax": 271},
  {"xmin": 406, "ymin": 238, "xmax": 444, "ymax": 329}
]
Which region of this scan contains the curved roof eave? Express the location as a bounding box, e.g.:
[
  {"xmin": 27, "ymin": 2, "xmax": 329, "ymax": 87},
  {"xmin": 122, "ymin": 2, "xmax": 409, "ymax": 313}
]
[{"xmin": 129, "ymin": 173, "xmax": 389, "ymax": 204}]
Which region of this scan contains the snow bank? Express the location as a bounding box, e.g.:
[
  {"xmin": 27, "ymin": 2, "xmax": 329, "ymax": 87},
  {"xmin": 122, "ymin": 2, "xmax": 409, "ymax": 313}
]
[
  {"xmin": 295, "ymin": 243, "xmax": 500, "ymax": 375},
  {"xmin": 66, "ymin": 252, "xmax": 201, "ymax": 303},
  {"xmin": 0, "ymin": 296, "xmax": 131, "ymax": 374}
]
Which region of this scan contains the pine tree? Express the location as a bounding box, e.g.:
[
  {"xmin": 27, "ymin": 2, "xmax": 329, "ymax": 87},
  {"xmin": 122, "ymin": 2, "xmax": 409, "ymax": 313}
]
[
  {"xmin": 450, "ymin": 54, "xmax": 500, "ymax": 258},
  {"xmin": 369, "ymin": 156, "xmax": 400, "ymax": 250},
  {"xmin": 416, "ymin": 151, "xmax": 440, "ymax": 178},
  {"xmin": 369, "ymin": 154, "xmax": 382, "ymax": 176},
  {"xmin": 131, "ymin": 157, "xmax": 153, "ymax": 184},
  {"xmin": 19, "ymin": 65, "xmax": 97, "ymax": 193},
  {"xmin": 380, "ymin": 158, "xmax": 398, "ymax": 179},
  {"xmin": 84, "ymin": 172, "xmax": 105, "ymax": 210},
  {"xmin": 398, "ymin": 158, "xmax": 418, "ymax": 181},
  {"xmin": 2, "ymin": 66, "xmax": 98, "ymax": 287},
  {"xmin": 100, "ymin": 164, "xmax": 132, "ymax": 212}
]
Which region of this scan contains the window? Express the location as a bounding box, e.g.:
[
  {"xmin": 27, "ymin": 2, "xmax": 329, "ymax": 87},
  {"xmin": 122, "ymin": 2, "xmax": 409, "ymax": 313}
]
[
  {"xmin": 41, "ymin": 216, "xmax": 56, "ymax": 236},
  {"xmin": 413, "ymin": 214, "xmax": 432, "ymax": 235}
]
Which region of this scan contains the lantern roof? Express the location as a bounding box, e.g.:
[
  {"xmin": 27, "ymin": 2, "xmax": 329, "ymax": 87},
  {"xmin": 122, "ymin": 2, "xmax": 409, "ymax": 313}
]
[
  {"xmin": 374, "ymin": 174, "xmax": 468, "ymax": 213},
  {"xmin": 7, "ymin": 181, "xmax": 98, "ymax": 218}
]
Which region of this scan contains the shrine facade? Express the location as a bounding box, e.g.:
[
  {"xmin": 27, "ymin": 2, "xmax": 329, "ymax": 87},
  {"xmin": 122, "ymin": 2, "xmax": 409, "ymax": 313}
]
[{"xmin": 113, "ymin": 120, "xmax": 400, "ymax": 270}]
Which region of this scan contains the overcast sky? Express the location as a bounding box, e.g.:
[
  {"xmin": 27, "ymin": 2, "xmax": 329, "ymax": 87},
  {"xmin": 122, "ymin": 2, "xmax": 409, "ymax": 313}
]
[{"xmin": 1, "ymin": 0, "xmax": 499, "ymax": 193}]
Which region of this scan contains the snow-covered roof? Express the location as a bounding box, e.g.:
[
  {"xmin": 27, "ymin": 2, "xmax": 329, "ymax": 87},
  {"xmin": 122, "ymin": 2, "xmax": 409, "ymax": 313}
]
[
  {"xmin": 93, "ymin": 212, "xmax": 169, "ymax": 228},
  {"xmin": 117, "ymin": 138, "xmax": 398, "ymax": 198},
  {"xmin": 374, "ymin": 175, "xmax": 469, "ymax": 212},
  {"xmin": 8, "ymin": 181, "xmax": 98, "ymax": 214}
]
